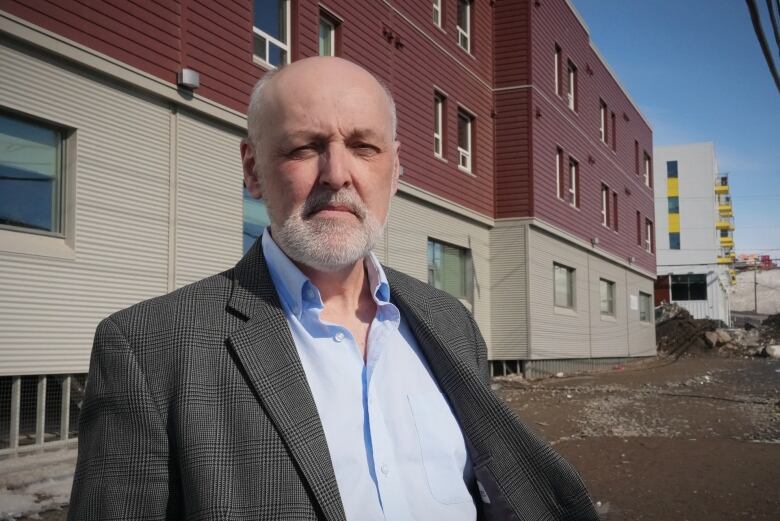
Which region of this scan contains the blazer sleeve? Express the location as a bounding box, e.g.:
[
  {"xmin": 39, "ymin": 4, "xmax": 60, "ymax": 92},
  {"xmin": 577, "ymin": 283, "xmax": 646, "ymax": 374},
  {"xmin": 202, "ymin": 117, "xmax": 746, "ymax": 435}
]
[
  {"xmin": 68, "ymin": 318, "xmax": 173, "ymax": 520},
  {"xmin": 466, "ymin": 310, "xmax": 491, "ymax": 387}
]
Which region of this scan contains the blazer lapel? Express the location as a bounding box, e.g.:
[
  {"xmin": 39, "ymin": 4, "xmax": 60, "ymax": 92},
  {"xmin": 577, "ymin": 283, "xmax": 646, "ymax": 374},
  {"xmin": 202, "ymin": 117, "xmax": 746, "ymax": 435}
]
[{"xmin": 226, "ymin": 242, "xmax": 346, "ymax": 521}]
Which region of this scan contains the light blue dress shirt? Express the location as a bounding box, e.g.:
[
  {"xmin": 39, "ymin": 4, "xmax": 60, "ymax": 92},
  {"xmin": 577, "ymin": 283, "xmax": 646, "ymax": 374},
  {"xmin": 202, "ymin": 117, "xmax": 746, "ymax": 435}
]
[{"xmin": 261, "ymin": 230, "xmax": 476, "ymax": 521}]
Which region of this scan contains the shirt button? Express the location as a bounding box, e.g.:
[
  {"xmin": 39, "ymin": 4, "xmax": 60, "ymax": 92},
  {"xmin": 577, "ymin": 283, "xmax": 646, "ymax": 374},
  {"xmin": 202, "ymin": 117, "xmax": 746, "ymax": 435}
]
[
  {"xmin": 380, "ymin": 464, "xmax": 389, "ymax": 476},
  {"xmin": 334, "ymin": 332, "xmax": 345, "ymax": 342},
  {"xmin": 305, "ymin": 288, "xmax": 316, "ymax": 300}
]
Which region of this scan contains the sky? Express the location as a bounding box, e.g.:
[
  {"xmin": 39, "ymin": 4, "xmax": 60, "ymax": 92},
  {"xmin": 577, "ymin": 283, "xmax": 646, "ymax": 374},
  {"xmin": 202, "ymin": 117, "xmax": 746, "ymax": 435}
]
[{"xmin": 571, "ymin": 0, "xmax": 780, "ymax": 256}]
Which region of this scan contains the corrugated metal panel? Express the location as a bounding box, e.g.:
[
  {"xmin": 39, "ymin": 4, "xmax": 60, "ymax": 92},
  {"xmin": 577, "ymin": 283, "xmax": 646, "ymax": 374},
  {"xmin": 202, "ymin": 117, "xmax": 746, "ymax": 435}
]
[
  {"xmin": 587, "ymin": 256, "xmax": 629, "ymax": 358},
  {"xmin": 523, "ymin": 356, "xmax": 654, "ymax": 380},
  {"xmin": 0, "ymin": 41, "xmax": 171, "ymax": 375},
  {"xmin": 174, "ymin": 111, "xmax": 244, "ymax": 288},
  {"xmin": 385, "ymin": 194, "xmax": 492, "ymax": 348},
  {"xmin": 489, "ymin": 221, "xmax": 529, "ymax": 359},
  {"xmin": 528, "ymin": 227, "xmax": 591, "ymax": 359}
]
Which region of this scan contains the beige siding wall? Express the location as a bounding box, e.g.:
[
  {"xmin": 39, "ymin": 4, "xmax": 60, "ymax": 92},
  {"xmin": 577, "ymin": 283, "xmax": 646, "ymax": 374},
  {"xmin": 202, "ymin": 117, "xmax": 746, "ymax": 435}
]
[
  {"xmin": 0, "ymin": 41, "xmax": 246, "ymax": 375},
  {"xmin": 627, "ymin": 270, "xmax": 657, "ymax": 356},
  {"xmin": 382, "ymin": 194, "xmax": 492, "ymax": 347},
  {"xmin": 527, "ymin": 225, "xmax": 656, "ymax": 359},
  {"xmin": 489, "ymin": 221, "xmax": 529, "ymax": 359},
  {"xmin": 0, "ymin": 39, "xmax": 171, "ymax": 375},
  {"xmin": 175, "ymin": 111, "xmax": 243, "ymax": 287}
]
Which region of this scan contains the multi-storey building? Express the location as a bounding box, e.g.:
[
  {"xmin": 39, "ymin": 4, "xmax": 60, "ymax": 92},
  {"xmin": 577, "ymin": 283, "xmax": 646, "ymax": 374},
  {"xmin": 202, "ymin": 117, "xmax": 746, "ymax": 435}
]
[
  {"xmin": 0, "ymin": 0, "xmax": 654, "ymax": 454},
  {"xmin": 653, "ymin": 143, "xmax": 733, "ymax": 324}
]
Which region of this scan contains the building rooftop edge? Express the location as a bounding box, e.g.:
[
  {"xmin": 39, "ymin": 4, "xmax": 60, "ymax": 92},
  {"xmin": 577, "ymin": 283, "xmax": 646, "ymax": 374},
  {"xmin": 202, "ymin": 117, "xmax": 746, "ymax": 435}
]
[{"xmin": 563, "ymin": 0, "xmax": 653, "ymax": 132}]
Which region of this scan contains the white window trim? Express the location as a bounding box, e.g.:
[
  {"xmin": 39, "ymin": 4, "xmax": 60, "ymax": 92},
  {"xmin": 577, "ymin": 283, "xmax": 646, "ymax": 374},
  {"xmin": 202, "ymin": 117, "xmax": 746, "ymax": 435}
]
[
  {"xmin": 568, "ymin": 159, "xmax": 578, "ymax": 207},
  {"xmin": 599, "ymin": 102, "xmax": 606, "ymax": 143},
  {"xmin": 433, "ymin": 0, "xmax": 442, "ymax": 27},
  {"xmin": 553, "ymin": 263, "xmax": 576, "ymax": 309},
  {"xmin": 567, "ymin": 62, "xmax": 576, "ymax": 110},
  {"xmin": 639, "ymin": 292, "xmax": 653, "ymax": 323},
  {"xmin": 434, "ymin": 95, "xmax": 444, "ymax": 158},
  {"xmin": 457, "ymin": 111, "xmax": 472, "ymax": 173},
  {"xmin": 600, "ymin": 279, "xmax": 616, "ymax": 316},
  {"xmin": 555, "ymin": 148, "xmax": 563, "ymax": 200},
  {"xmin": 644, "ymin": 154, "xmax": 651, "ymax": 186},
  {"xmin": 457, "ymin": 0, "xmax": 470, "ymax": 52},
  {"xmin": 252, "ymin": 0, "xmax": 291, "ymax": 69},
  {"xmin": 319, "ymin": 15, "xmax": 336, "ymax": 56},
  {"xmin": 554, "ymin": 46, "xmax": 561, "ymax": 96},
  {"xmin": 601, "ymin": 185, "xmax": 608, "ymax": 226},
  {"xmin": 645, "ymin": 220, "xmax": 653, "ymax": 252}
]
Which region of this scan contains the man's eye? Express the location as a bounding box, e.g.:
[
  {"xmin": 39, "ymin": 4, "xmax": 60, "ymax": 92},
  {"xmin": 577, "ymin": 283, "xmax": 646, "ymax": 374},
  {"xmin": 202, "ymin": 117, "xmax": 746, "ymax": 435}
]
[
  {"xmin": 288, "ymin": 145, "xmax": 318, "ymax": 159},
  {"xmin": 352, "ymin": 143, "xmax": 380, "ymax": 156}
]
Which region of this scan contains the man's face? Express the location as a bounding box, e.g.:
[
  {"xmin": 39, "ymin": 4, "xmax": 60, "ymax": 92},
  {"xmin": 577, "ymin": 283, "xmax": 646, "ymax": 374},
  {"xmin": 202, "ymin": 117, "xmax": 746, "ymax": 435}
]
[{"xmin": 242, "ymin": 58, "xmax": 399, "ymax": 272}]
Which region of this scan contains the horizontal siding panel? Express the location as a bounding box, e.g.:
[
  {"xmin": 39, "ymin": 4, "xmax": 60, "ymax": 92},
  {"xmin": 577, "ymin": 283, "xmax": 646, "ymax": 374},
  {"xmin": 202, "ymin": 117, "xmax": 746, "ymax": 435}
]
[{"xmin": 489, "ymin": 222, "xmax": 529, "ymax": 359}]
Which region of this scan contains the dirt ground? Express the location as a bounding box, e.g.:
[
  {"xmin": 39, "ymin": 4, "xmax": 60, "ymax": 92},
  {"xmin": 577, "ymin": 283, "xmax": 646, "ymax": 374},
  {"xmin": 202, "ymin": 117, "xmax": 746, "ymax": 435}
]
[
  {"xmin": 11, "ymin": 357, "xmax": 780, "ymax": 521},
  {"xmin": 496, "ymin": 356, "xmax": 780, "ymax": 521}
]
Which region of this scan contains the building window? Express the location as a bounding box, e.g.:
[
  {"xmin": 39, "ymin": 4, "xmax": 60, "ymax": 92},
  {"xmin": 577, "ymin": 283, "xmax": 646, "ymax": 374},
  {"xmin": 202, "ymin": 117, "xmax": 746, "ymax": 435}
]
[
  {"xmin": 639, "ymin": 292, "xmax": 652, "ymax": 322},
  {"xmin": 556, "ymin": 147, "xmax": 565, "ymax": 199},
  {"xmin": 667, "ymin": 160, "xmax": 678, "ymax": 178},
  {"xmin": 599, "ymin": 100, "xmax": 607, "ymax": 143},
  {"xmin": 554, "ymin": 263, "xmax": 576, "ymax": 309},
  {"xmin": 636, "ymin": 211, "xmax": 642, "ymax": 246},
  {"xmin": 457, "ymin": 109, "xmax": 473, "ymax": 172},
  {"xmin": 601, "ymin": 184, "xmax": 609, "ymax": 226},
  {"xmin": 319, "ymin": 13, "xmax": 338, "ymax": 56},
  {"xmin": 568, "ymin": 157, "xmax": 579, "ymax": 207},
  {"xmin": 645, "ymin": 218, "xmax": 654, "ymax": 253},
  {"xmin": 433, "ymin": 0, "xmax": 442, "ymax": 27},
  {"xmin": 457, "ymin": 0, "xmax": 471, "ymax": 52},
  {"xmin": 668, "ymin": 196, "xmax": 679, "ymax": 214},
  {"xmin": 612, "ymin": 191, "xmax": 618, "ymax": 231},
  {"xmin": 671, "ymin": 274, "xmax": 707, "ymax": 301},
  {"xmin": 567, "ymin": 60, "xmax": 577, "ymax": 110},
  {"xmin": 0, "ymin": 111, "xmax": 66, "ymax": 235},
  {"xmin": 253, "ymin": 0, "xmax": 290, "ymax": 68},
  {"xmin": 720, "ymin": 229, "xmax": 730, "ymax": 238},
  {"xmin": 643, "ymin": 151, "xmax": 652, "ymax": 187},
  {"xmin": 611, "ymin": 112, "xmax": 617, "ymax": 151},
  {"xmin": 554, "ymin": 44, "xmax": 562, "ymax": 96},
  {"xmin": 428, "ymin": 239, "xmax": 473, "ymax": 301},
  {"xmin": 243, "ymin": 187, "xmax": 270, "ymax": 253},
  {"xmin": 600, "ymin": 279, "xmax": 615, "ymax": 315},
  {"xmin": 434, "ymin": 93, "xmax": 445, "ymax": 158},
  {"xmin": 669, "ymin": 232, "xmax": 680, "ymax": 250}
]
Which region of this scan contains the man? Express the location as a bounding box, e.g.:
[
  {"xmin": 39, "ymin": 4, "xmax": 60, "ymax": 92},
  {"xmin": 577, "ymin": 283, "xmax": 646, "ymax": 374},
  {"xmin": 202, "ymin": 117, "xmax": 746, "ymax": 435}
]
[{"xmin": 69, "ymin": 57, "xmax": 598, "ymax": 520}]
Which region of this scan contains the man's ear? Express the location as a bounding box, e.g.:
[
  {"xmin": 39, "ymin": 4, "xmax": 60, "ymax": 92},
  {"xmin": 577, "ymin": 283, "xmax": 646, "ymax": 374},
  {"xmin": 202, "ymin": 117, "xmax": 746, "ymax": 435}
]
[
  {"xmin": 391, "ymin": 141, "xmax": 401, "ymax": 195},
  {"xmin": 241, "ymin": 139, "xmax": 263, "ymax": 198}
]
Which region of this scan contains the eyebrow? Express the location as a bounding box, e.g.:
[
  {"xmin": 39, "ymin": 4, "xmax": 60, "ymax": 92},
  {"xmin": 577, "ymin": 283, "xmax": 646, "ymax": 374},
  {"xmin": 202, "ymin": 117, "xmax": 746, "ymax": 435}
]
[{"xmin": 282, "ymin": 128, "xmax": 385, "ymax": 143}]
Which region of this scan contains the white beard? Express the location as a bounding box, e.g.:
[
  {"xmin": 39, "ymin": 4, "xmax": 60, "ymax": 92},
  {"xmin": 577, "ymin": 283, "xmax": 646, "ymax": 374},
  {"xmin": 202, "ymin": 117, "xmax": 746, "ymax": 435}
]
[{"xmin": 270, "ymin": 188, "xmax": 386, "ymax": 272}]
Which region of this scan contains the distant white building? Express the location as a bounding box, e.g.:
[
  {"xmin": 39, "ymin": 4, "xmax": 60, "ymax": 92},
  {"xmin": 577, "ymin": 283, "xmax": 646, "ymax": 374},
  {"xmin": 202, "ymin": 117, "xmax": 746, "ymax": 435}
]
[{"xmin": 653, "ymin": 143, "xmax": 734, "ymax": 324}]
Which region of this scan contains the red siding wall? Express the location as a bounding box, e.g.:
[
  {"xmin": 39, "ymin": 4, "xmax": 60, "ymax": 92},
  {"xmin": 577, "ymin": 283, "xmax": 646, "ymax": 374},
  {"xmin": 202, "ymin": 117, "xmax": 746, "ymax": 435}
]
[{"xmin": 526, "ymin": 0, "xmax": 655, "ymax": 274}]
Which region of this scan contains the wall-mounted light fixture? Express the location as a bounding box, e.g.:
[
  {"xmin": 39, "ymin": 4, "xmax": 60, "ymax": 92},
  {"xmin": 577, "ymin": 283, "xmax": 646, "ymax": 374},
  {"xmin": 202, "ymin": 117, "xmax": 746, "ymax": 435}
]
[{"xmin": 177, "ymin": 68, "xmax": 200, "ymax": 90}]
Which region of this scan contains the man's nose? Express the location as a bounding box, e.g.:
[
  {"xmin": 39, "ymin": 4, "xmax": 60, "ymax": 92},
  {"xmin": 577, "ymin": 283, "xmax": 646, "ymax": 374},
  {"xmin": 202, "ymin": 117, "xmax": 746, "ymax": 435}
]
[{"xmin": 319, "ymin": 143, "xmax": 352, "ymax": 189}]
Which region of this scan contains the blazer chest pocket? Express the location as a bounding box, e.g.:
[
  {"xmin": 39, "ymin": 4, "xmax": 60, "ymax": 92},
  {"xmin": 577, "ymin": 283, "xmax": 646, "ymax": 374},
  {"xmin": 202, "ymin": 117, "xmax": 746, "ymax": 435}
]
[{"xmin": 408, "ymin": 391, "xmax": 472, "ymax": 505}]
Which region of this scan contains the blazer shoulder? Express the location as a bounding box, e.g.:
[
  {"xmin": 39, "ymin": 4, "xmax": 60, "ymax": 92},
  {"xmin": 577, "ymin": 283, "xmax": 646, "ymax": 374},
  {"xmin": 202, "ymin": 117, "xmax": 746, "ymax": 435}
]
[{"xmin": 106, "ymin": 268, "xmax": 235, "ymax": 333}]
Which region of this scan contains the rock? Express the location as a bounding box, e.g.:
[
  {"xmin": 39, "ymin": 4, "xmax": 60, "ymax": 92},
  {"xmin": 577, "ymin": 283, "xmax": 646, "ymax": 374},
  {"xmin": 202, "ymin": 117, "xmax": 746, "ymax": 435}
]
[
  {"xmin": 765, "ymin": 345, "xmax": 780, "ymax": 359},
  {"xmin": 555, "ymin": 372, "xmax": 565, "ymax": 378},
  {"xmin": 715, "ymin": 329, "xmax": 732, "ymax": 345},
  {"xmin": 704, "ymin": 331, "xmax": 719, "ymax": 348}
]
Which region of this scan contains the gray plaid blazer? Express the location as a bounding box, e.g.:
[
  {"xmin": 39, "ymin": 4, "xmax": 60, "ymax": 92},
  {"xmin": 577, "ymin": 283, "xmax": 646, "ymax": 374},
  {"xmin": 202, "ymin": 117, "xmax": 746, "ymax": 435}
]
[{"xmin": 68, "ymin": 241, "xmax": 598, "ymax": 520}]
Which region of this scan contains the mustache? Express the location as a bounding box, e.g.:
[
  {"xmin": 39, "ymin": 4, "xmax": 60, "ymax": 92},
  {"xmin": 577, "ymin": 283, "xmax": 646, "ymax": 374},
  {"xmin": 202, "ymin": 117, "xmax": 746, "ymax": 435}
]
[{"xmin": 303, "ymin": 188, "xmax": 367, "ymax": 220}]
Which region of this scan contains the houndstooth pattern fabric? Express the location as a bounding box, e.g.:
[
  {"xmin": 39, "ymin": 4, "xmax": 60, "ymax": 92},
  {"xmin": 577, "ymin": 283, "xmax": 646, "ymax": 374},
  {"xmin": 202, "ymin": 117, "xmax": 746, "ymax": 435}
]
[{"xmin": 68, "ymin": 240, "xmax": 599, "ymax": 521}]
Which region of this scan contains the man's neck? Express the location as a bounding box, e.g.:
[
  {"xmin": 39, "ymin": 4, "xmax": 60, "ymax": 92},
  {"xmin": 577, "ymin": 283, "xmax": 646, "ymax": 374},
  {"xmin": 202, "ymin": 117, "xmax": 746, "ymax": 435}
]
[{"xmin": 299, "ymin": 260, "xmax": 370, "ymax": 310}]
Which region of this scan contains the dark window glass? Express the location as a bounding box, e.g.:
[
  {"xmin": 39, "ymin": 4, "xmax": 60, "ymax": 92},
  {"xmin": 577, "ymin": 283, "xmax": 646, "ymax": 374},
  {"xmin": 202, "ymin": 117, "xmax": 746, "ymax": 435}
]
[
  {"xmin": 720, "ymin": 229, "xmax": 729, "ymax": 238},
  {"xmin": 669, "ymin": 232, "xmax": 680, "ymax": 250},
  {"xmin": 671, "ymin": 274, "xmax": 707, "ymax": 301},
  {"xmin": 0, "ymin": 112, "xmax": 62, "ymax": 233},
  {"xmin": 667, "ymin": 160, "xmax": 678, "ymax": 178},
  {"xmin": 668, "ymin": 196, "xmax": 679, "ymax": 214},
  {"xmin": 254, "ymin": 0, "xmax": 285, "ymax": 40},
  {"xmin": 243, "ymin": 187, "xmax": 270, "ymax": 253}
]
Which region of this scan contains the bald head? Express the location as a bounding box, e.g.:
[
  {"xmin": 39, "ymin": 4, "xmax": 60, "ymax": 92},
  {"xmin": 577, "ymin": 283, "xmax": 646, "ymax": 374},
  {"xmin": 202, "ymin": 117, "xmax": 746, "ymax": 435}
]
[{"xmin": 246, "ymin": 57, "xmax": 397, "ymax": 151}]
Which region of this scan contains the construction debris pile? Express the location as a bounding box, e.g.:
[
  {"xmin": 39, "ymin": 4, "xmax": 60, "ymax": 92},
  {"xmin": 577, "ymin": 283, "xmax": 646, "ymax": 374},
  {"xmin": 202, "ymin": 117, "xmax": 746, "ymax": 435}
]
[{"xmin": 655, "ymin": 303, "xmax": 780, "ymax": 359}]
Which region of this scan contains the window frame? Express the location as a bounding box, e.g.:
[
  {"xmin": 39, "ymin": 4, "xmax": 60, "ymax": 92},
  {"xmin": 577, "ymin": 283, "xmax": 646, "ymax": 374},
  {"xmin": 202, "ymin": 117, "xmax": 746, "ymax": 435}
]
[
  {"xmin": 252, "ymin": 0, "xmax": 291, "ymax": 69},
  {"xmin": 427, "ymin": 238, "xmax": 474, "ymax": 304},
  {"xmin": 556, "ymin": 147, "xmax": 565, "ymax": 200},
  {"xmin": 610, "ymin": 111, "xmax": 617, "ymax": 151},
  {"xmin": 643, "ymin": 151, "xmax": 652, "ymax": 187},
  {"xmin": 434, "ymin": 92, "xmax": 445, "ymax": 159},
  {"xmin": 457, "ymin": 108, "xmax": 474, "ymax": 173},
  {"xmin": 0, "ymin": 107, "xmax": 76, "ymax": 259},
  {"xmin": 568, "ymin": 157, "xmax": 579, "ymax": 207},
  {"xmin": 639, "ymin": 291, "xmax": 652, "ymax": 322},
  {"xmin": 318, "ymin": 11, "xmax": 338, "ymax": 57},
  {"xmin": 599, "ymin": 100, "xmax": 607, "ymax": 143},
  {"xmin": 612, "ymin": 191, "xmax": 618, "ymax": 231},
  {"xmin": 554, "ymin": 44, "xmax": 562, "ymax": 96},
  {"xmin": 669, "ymin": 232, "xmax": 680, "ymax": 250},
  {"xmin": 456, "ymin": 0, "xmax": 471, "ymax": 53},
  {"xmin": 567, "ymin": 60, "xmax": 577, "ymax": 111},
  {"xmin": 600, "ymin": 278, "xmax": 616, "ymax": 316},
  {"xmin": 601, "ymin": 184, "xmax": 609, "ymax": 226},
  {"xmin": 433, "ymin": 0, "xmax": 442, "ymax": 28},
  {"xmin": 667, "ymin": 160, "xmax": 678, "ymax": 178},
  {"xmin": 645, "ymin": 218, "xmax": 654, "ymax": 253},
  {"xmin": 553, "ymin": 262, "xmax": 576, "ymax": 309}
]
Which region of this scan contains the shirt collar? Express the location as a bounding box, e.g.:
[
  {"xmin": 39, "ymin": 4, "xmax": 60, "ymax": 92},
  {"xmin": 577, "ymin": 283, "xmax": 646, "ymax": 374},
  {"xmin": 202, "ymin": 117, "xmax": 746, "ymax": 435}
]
[{"xmin": 261, "ymin": 228, "xmax": 391, "ymax": 318}]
